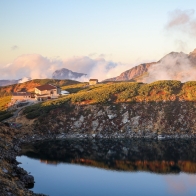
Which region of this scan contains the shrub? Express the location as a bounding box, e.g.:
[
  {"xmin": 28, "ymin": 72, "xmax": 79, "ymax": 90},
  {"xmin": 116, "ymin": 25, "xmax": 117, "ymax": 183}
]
[
  {"xmin": 26, "ymin": 111, "xmax": 41, "ymax": 119},
  {"xmin": 0, "ymin": 112, "xmax": 13, "ymax": 122}
]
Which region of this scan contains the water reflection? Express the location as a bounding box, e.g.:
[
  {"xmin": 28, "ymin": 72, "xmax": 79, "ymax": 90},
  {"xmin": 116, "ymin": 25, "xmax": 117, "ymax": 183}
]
[{"xmin": 20, "ymin": 139, "xmax": 196, "ymax": 174}]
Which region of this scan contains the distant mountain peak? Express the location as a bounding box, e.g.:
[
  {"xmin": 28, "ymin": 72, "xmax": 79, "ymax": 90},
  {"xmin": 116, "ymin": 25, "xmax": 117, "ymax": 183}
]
[{"xmin": 52, "ymin": 68, "xmax": 87, "ymax": 80}]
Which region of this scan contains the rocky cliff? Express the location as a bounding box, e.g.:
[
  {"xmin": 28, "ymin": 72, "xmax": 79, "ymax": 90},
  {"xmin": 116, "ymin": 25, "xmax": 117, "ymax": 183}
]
[
  {"xmin": 0, "ymin": 123, "xmax": 44, "ymax": 196},
  {"xmin": 27, "ymin": 101, "xmax": 196, "ymax": 139}
]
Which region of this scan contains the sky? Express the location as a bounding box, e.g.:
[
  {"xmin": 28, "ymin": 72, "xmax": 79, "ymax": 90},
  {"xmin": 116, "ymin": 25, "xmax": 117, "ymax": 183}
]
[{"xmin": 0, "ymin": 0, "xmax": 196, "ymax": 80}]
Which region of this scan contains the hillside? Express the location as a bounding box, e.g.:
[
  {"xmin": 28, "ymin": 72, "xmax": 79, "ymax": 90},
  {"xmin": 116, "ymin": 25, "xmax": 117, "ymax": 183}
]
[
  {"xmin": 2, "ymin": 80, "xmax": 196, "ymax": 136},
  {"xmin": 18, "ymin": 80, "xmax": 196, "ymax": 139},
  {"xmin": 22, "ymin": 80, "xmax": 196, "ymax": 119},
  {"xmin": 0, "ymin": 79, "xmax": 81, "ymax": 121}
]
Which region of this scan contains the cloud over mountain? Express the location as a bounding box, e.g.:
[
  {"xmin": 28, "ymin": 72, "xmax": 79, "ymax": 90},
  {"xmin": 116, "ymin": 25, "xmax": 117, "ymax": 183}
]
[
  {"xmin": 145, "ymin": 52, "xmax": 196, "ymax": 83},
  {"xmin": 0, "ymin": 54, "xmax": 130, "ymax": 81}
]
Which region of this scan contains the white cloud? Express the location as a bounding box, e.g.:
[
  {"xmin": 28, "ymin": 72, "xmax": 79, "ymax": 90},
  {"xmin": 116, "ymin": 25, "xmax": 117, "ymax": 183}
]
[{"xmin": 0, "ymin": 54, "xmax": 132, "ymax": 82}]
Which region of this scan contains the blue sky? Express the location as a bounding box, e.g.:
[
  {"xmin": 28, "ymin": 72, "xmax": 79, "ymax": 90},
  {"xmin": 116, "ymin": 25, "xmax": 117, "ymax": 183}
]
[{"xmin": 0, "ymin": 0, "xmax": 196, "ymax": 79}]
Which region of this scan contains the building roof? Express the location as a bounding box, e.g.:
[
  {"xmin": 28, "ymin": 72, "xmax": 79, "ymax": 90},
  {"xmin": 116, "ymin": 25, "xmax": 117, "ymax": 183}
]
[
  {"xmin": 89, "ymin": 79, "xmax": 98, "ymax": 81},
  {"xmin": 12, "ymin": 92, "xmax": 31, "ymax": 96},
  {"xmin": 35, "ymin": 84, "xmax": 57, "ymax": 91},
  {"xmin": 61, "ymin": 90, "xmax": 70, "ymax": 94}
]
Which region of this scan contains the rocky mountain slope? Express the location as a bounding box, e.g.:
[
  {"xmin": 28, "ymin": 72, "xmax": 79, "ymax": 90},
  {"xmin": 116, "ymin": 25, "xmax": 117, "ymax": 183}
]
[
  {"xmin": 52, "ymin": 68, "xmax": 87, "ymax": 80},
  {"xmin": 104, "ymin": 62, "xmax": 155, "ymax": 82},
  {"xmin": 105, "ymin": 49, "xmax": 196, "ymax": 82}
]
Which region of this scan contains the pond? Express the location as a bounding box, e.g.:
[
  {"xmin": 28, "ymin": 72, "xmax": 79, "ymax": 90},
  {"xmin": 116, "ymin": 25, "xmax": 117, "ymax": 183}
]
[{"xmin": 17, "ymin": 139, "xmax": 196, "ymax": 196}]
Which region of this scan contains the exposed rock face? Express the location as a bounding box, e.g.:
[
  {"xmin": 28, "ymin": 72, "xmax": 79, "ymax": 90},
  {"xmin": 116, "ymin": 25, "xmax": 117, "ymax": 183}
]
[
  {"xmin": 52, "ymin": 68, "xmax": 87, "ymax": 80},
  {"xmin": 104, "ymin": 63, "xmax": 155, "ymax": 81},
  {"xmin": 0, "ymin": 123, "xmax": 45, "ymax": 195},
  {"xmin": 35, "ymin": 101, "xmax": 196, "ymax": 139}
]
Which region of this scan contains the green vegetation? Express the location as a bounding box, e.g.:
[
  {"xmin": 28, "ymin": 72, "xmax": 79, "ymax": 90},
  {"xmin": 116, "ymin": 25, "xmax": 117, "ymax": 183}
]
[
  {"xmin": 69, "ymin": 82, "xmax": 141, "ymax": 103},
  {"xmin": 138, "ymin": 80, "xmax": 181, "ymax": 96},
  {"xmin": 14, "ymin": 80, "xmax": 196, "ymax": 119},
  {"xmin": 0, "ymin": 111, "xmax": 13, "ymax": 122},
  {"xmin": 31, "ymin": 79, "xmax": 80, "ymax": 87},
  {"xmin": 61, "ymin": 82, "xmax": 88, "ymax": 93},
  {"xmin": 180, "ymin": 81, "xmax": 196, "ymax": 101},
  {"xmin": 0, "ymin": 96, "xmax": 13, "ymax": 121}
]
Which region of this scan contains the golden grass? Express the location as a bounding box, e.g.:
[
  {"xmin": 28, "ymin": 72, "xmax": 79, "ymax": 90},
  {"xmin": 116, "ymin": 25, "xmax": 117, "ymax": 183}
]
[{"xmin": 0, "ymin": 96, "xmax": 11, "ymax": 111}]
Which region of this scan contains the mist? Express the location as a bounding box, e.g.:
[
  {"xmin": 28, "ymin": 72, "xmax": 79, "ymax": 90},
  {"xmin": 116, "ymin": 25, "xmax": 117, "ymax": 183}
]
[
  {"xmin": 146, "ymin": 9, "xmax": 196, "ymax": 83},
  {"xmin": 166, "ymin": 9, "xmax": 196, "ymax": 36}
]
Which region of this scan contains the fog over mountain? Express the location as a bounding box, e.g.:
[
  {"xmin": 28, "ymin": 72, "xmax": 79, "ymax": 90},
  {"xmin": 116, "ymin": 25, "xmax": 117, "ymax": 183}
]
[{"xmin": 0, "ymin": 54, "xmax": 125, "ymax": 82}]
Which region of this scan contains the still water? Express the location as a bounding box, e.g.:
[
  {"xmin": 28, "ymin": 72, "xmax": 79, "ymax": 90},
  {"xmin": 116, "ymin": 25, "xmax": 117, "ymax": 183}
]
[{"xmin": 17, "ymin": 139, "xmax": 196, "ymax": 196}]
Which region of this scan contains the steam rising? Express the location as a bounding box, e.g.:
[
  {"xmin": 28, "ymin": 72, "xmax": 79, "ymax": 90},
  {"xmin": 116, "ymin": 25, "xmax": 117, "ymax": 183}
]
[
  {"xmin": 166, "ymin": 9, "xmax": 196, "ymax": 36},
  {"xmin": 146, "ymin": 9, "xmax": 196, "ymax": 83},
  {"xmin": 145, "ymin": 52, "xmax": 196, "ymax": 83}
]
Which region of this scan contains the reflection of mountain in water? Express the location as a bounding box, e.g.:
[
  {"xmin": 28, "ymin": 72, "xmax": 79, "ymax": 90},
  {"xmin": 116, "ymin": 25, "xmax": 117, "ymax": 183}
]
[{"xmin": 20, "ymin": 139, "xmax": 196, "ymax": 174}]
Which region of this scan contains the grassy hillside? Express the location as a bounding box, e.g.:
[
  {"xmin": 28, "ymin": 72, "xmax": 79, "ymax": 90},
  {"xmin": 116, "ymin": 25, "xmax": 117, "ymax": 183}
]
[
  {"xmin": 23, "ymin": 80, "xmax": 196, "ymax": 119},
  {"xmin": 61, "ymin": 82, "xmax": 88, "ymax": 93},
  {"xmin": 0, "ymin": 96, "xmax": 11, "ymax": 111},
  {"xmin": 0, "ymin": 79, "xmax": 80, "ymax": 97},
  {"xmin": 0, "ymin": 79, "xmax": 80, "ymax": 121},
  {"xmin": 0, "ymin": 96, "xmax": 13, "ymax": 121}
]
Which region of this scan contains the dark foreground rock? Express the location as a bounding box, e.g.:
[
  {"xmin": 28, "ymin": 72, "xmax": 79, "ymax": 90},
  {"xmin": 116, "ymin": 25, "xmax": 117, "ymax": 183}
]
[{"xmin": 0, "ymin": 123, "xmax": 46, "ymax": 196}]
